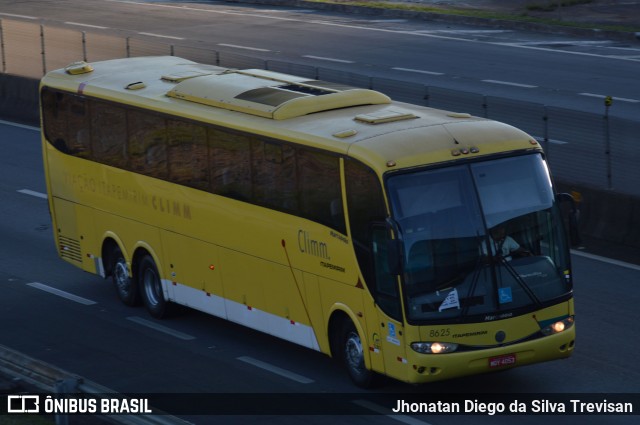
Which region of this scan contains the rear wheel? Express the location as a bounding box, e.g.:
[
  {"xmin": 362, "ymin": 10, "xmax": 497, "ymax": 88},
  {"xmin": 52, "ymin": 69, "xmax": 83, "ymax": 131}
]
[
  {"xmin": 111, "ymin": 247, "xmax": 139, "ymax": 306},
  {"xmin": 341, "ymin": 320, "xmax": 376, "ymax": 388},
  {"xmin": 138, "ymin": 255, "xmax": 169, "ymax": 318}
]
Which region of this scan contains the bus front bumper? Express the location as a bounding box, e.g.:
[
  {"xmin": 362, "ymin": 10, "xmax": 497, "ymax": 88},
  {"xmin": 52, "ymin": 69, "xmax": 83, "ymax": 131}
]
[{"xmin": 404, "ymin": 326, "xmax": 575, "ymax": 384}]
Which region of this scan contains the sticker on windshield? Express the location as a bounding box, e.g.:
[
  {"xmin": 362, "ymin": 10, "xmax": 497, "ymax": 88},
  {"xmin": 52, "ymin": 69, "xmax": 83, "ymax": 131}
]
[
  {"xmin": 499, "ymin": 287, "xmax": 513, "ymax": 304},
  {"xmin": 438, "ymin": 288, "xmax": 460, "ymax": 312}
]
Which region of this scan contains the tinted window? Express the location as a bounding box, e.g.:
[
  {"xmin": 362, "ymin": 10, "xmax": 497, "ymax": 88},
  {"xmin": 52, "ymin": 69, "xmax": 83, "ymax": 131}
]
[
  {"xmin": 298, "ymin": 150, "xmax": 345, "ymax": 233},
  {"xmin": 345, "ymin": 159, "xmax": 386, "ymax": 245},
  {"xmin": 167, "ymin": 120, "xmax": 208, "ymax": 190},
  {"xmin": 252, "ymin": 141, "xmax": 298, "ymax": 212},
  {"xmin": 209, "ymin": 128, "xmax": 252, "ymax": 202},
  {"xmin": 128, "ymin": 110, "xmax": 168, "ymax": 179},
  {"xmin": 91, "ymin": 101, "xmax": 127, "ymax": 168},
  {"xmin": 41, "ymin": 88, "xmax": 347, "ymax": 233},
  {"xmin": 41, "ymin": 88, "xmax": 91, "ymax": 158},
  {"xmin": 345, "ymin": 159, "xmax": 387, "ymax": 287}
]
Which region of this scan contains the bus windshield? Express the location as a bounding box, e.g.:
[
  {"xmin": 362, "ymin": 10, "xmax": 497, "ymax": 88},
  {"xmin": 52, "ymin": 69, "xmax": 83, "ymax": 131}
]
[{"xmin": 387, "ymin": 154, "xmax": 572, "ymax": 324}]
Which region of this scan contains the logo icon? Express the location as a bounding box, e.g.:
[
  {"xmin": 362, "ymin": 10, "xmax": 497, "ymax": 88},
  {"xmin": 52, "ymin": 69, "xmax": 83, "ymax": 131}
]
[
  {"xmin": 7, "ymin": 395, "xmax": 40, "ymax": 413},
  {"xmin": 498, "ymin": 287, "xmax": 513, "ymax": 304}
]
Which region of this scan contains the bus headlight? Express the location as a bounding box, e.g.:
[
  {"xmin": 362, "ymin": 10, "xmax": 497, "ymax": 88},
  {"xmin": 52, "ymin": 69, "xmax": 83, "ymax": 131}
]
[
  {"xmin": 541, "ymin": 317, "xmax": 574, "ymax": 336},
  {"xmin": 411, "ymin": 342, "xmax": 458, "ymax": 354}
]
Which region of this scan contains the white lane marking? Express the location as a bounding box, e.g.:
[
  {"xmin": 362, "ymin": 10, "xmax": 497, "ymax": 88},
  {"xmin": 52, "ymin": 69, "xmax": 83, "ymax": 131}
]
[
  {"xmin": 392, "ymin": 67, "xmax": 444, "ymax": 76},
  {"xmin": 27, "ymin": 282, "xmax": 97, "ymax": 305},
  {"xmin": 607, "ymin": 46, "xmax": 640, "ymax": 52},
  {"xmin": 0, "ymin": 119, "xmax": 39, "ymax": 132},
  {"xmin": 302, "ymin": 55, "xmax": 354, "ymax": 64},
  {"xmin": 65, "ymin": 22, "xmax": 109, "ymax": 29},
  {"xmin": 367, "ymin": 19, "xmax": 408, "ymax": 23},
  {"xmin": 571, "ymin": 250, "xmax": 640, "ymax": 272},
  {"xmin": 0, "ymin": 13, "xmax": 37, "ymax": 20},
  {"xmin": 106, "ymin": 0, "xmax": 640, "ymax": 63},
  {"xmin": 496, "ymin": 41, "xmax": 640, "ymax": 62},
  {"xmin": 425, "ymin": 29, "xmax": 512, "ymax": 35},
  {"xmin": 138, "ymin": 32, "xmax": 184, "ymax": 40},
  {"xmin": 352, "ymin": 399, "xmax": 433, "ymax": 425},
  {"xmin": 127, "ymin": 316, "xmax": 196, "ymax": 340},
  {"xmin": 237, "ymin": 356, "xmax": 314, "ymax": 384},
  {"xmin": 218, "ymin": 43, "xmax": 271, "ymax": 52},
  {"xmin": 579, "ymin": 93, "xmax": 640, "ymax": 104},
  {"xmin": 482, "ymin": 79, "xmax": 537, "ymax": 88},
  {"xmin": 256, "ymin": 9, "xmax": 317, "ymax": 14},
  {"xmin": 515, "ymin": 40, "xmax": 612, "ymax": 47},
  {"xmin": 17, "ymin": 189, "xmax": 48, "ymax": 200}
]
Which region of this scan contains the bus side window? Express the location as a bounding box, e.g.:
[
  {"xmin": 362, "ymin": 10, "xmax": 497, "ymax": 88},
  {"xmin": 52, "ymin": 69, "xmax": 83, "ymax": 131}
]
[
  {"xmin": 298, "ymin": 149, "xmax": 345, "ymax": 234},
  {"xmin": 208, "ymin": 128, "xmax": 252, "ymax": 201},
  {"xmin": 345, "ymin": 159, "xmax": 400, "ymax": 318},
  {"xmin": 371, "ymin": 225, "xmax": 402, "ymax": 320},
  {"xmin": 41, "ymin": 89, "xmax": 91, "ymax": 157},
  {"xmin": 90, "ymin": 100, "xmax": 127, "ymax": 167},
  {"xmin": 41, "ymin": 89, "xmax": 68, "ymax": 152},
  {"xmin": 251, "ymin": 140, "xmax": 298, "ymax": 213},
  {"xmin": 127, "ymin": 110, "xmax": 168, "ymax": 179},
  {"xmin": 67, "ymin": 96, "xmax": 91, "ymax": 159},
  {"xmin": 345, "ymin": 158, "xmax": 386, "ymax": 247},
  {"xmin": 167, "ymin": 120, "xmax": 209, "ymax": 191}
]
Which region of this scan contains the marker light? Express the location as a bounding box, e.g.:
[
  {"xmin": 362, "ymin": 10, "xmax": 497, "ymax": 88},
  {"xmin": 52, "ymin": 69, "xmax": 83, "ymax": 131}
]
[
  {"xmin": 541, "ymin": 317, "xmax": 574, "ymax": 336},
  {"xmin": 411, "ymin": 342, "xmax": 459, "ymax": 354}
]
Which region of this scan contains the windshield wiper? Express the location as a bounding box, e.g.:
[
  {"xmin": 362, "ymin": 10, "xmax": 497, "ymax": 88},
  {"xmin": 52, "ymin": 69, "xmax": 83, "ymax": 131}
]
[
  {"xmin": 498, "ymin": 257, "xmax": 541, "ymax": 306},
  {"xmin": 460, "ymin": 259, "xmax": 483, "ymax": 318}
]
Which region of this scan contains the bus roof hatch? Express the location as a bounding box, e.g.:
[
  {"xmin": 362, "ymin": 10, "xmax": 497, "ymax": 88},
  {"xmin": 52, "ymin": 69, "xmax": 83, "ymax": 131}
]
[{"xmin": 166, "ymin": 69, "xmax": 391, "ymax": 120}]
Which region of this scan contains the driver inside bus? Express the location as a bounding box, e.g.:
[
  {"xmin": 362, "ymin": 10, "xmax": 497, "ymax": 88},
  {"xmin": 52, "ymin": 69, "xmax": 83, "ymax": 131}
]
[{"xmin": 481, "ymin": 223, "xmax": 531, "ymax": 261}]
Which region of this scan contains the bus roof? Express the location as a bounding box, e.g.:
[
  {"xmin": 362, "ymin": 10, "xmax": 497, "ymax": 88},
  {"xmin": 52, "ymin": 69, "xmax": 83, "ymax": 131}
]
[{"xmin": 41, "ymin": 56, "xmax": 541, "ymax": 175}]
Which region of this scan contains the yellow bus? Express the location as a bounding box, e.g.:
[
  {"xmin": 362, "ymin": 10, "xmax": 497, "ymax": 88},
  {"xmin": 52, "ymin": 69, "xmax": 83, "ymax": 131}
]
[{"xmin": 40, "ymin": 56, "xmax": 575, "ymax": 386}]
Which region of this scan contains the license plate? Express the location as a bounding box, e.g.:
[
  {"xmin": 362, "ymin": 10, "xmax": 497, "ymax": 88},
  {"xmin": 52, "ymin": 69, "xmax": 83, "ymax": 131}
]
[{"xmin": 489, "ymin": 353, "xmax": 516, "ymax": 368}]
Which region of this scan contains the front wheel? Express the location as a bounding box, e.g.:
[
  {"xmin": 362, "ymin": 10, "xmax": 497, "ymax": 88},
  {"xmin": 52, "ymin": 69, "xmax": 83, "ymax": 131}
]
[
  {"xmin": 341, "ymin": 320, "xmax": 376, "ymax": 388},
  {"xmin": 138, "ymin": 255, "xmax": 169, "ymax": 318}
]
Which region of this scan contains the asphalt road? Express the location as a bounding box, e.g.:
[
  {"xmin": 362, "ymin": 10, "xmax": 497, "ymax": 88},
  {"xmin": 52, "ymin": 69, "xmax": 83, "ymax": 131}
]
[
  {"xmin": 0, "ymin": 0, "xmax": 639, "ymax": 121},
  {"xmin": 1, "ymin": 117, "xmax": 639, "ymax": 424}
]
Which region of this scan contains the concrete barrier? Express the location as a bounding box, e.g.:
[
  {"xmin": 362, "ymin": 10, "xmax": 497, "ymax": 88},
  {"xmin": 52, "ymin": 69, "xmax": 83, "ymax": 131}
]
[
  {"xmin": 1, "ymin": 73, "xmax": 637, "ymax": 252},
  {"xmin": 557, "ymin": 182, "xmax": 640, "ymax": 251},
  {"xmin": 0, "ymin": 73, "xmax": 39, "ymax": 126}
]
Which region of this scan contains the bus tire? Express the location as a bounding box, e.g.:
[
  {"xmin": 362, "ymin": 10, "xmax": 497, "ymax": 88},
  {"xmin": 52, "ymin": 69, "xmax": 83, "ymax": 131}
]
[
  {"xmin": 340, "ymin": 319, "xmax": 376, "ymax": 388},
  {"xmin": 111, "ymin": 246, "xmax": 139, "ymax": 306},
  {"xmin": 138, "ymin": 255, "xmax": 169, "ymax": 319}
]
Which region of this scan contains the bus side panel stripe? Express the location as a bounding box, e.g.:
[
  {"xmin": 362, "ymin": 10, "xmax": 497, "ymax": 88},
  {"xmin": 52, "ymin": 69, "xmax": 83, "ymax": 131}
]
[
  {"xmin": 168, "ymin": 281, "xmax": 320, "ymax": 351},
  {"xmin": 165, "ymin": 279, "xmax": 227, "ymax": 320}
]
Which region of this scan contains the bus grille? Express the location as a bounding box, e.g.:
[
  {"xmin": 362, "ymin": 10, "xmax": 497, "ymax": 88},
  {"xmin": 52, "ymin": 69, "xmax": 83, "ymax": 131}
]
[{"xmin": 59, "ymin": 236, "xmax": 82, "ymax": 263}]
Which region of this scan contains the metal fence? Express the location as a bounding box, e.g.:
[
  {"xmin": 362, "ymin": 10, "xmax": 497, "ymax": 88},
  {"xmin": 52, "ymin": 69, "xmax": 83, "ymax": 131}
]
[{"xmin": 1, "ymin": 18, "xmax": 638, "ymax": 196}]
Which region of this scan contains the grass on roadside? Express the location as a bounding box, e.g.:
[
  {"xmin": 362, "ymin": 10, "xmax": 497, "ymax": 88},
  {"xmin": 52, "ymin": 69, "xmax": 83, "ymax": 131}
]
[
  {"xmin": 527, "ymin": 0, "xmax": 592, "ymax": 12},
  {"xmin": 306, "ymin": 0, "xmax": 640, "ymax": 33}
]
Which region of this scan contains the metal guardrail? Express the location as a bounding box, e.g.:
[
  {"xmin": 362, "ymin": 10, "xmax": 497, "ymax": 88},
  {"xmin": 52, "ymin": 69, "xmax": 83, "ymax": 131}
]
[{"xmin": 0, "ymin": 344, "xmax": 191, "ymax": 425}]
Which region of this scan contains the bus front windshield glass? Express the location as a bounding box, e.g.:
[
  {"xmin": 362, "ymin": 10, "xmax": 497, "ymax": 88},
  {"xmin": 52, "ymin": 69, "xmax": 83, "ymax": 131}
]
[{"xmin": 387, "ymin": 154, "xmax": 572, "ymax": 324}]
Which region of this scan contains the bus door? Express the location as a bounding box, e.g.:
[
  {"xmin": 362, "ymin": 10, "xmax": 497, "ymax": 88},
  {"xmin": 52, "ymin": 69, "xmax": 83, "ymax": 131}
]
[{"xmin": 363, "ymin": 224, "xmax": 408, "ymax": 380}]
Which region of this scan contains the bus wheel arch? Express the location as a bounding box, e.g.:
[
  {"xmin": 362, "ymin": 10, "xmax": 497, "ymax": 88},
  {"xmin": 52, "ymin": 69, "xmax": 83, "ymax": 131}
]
[
  {"xmin": 132, "ymin": 247, "xmax": 170, "ymax": 319},
  {"xmin": 102, "ymin": 237, "xmax": 139, "ymax": 306},
  {"xmin": 328, "ymin": 308, "xmax": 377, "ymax": 388}
]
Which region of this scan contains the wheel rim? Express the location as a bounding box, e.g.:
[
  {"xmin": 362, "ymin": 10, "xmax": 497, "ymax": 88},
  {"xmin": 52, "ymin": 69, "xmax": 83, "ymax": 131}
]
[
  {"xmin": 345, "ymin": 331, "xmax": 365, "ymax": 376},
  {"xmin": 142, "ymin": 267, "xmax": 162, "ymax": 307},
  {"xmin": 114, "ymin": 260, "xmax": 130, "ymax": 295}
]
